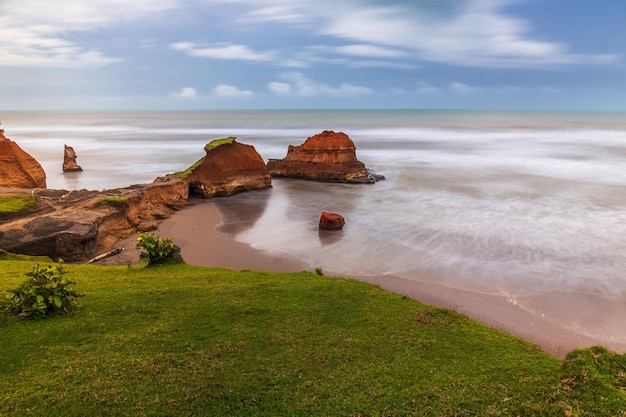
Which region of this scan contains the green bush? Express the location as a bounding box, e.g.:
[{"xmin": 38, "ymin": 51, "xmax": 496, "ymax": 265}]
[
  {"xmin": 136, "ymin": 233, "xmax": 178, "ymax": 265},
  {"xmin": 0, "ymin": 260, "xmax": 83, "ymax": 318}
]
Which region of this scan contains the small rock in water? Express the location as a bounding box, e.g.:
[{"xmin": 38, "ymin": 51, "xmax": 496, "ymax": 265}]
[
  {"xmin": 319, "ymin": 211, "xmax": 345, "ymax": 231},
  {"xmin": 63, "ymin": 144, "xmax": 83, "ymax": 173}
]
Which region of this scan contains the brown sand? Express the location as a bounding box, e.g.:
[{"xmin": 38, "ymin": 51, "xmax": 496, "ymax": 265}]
[{"xmin": 102, "ymin": 200, "xmax": 626, "ymax": 359}]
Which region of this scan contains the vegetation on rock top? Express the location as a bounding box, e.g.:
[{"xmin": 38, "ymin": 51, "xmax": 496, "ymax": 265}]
[
  {"xmin": 95, "ymin": 196, "xmax": 126, "ymax": 205},
  {"xmin": 0, "ymin": 194, "xmax": 35, "ymax": 213},
  {"xmin": 204, "ymin": 136, "xmax": 236, "ymax": 152},
  {"xmin": 175, "ymin": 158, "xmax": 203, "ymax": 179},
  {"xmin": 175, "ymin": 137, "xmax": 236, "ymax": 179}
]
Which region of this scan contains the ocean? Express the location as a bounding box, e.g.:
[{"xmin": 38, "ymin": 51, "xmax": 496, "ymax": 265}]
[{"xmin": 3, "ymin": 109, "xmax": 626, "ymax": 344}]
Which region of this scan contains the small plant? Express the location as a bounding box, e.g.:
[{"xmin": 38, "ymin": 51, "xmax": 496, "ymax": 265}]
[
  {"xmin": 315, "ymin": 267, "xmax": 324, "ymax": 276},
  {"xmin": 136, "ymin": 233, "xmax": 178, "ymax": 265},
  {"xmin": 0, "ymin": 260, "xmax": 83, "ymax": 318}
]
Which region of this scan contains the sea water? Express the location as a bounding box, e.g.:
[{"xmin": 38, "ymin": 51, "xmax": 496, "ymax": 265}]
[{"xmin": 3, "ymin": 109, "xmax": 626, "ymax": 343}]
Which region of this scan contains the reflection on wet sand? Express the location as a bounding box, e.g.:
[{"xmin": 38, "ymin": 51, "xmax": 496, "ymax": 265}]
[{"xmin": 211, "ymin": 189, "xmax": 271, "ymax": 237}]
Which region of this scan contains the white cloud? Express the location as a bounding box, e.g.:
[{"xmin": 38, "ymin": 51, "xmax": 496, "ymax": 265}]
[
  {"xmin": 449, "ymin": 82, "xmax": 482, "ymax": 95},
  {"xmin": 222, "ymin": 0, "xmax": 618, "ymax": 69},
  {"xmin": 171, "ymin": 42, "xmax": 277, "ymax": 62},
  {"xmin": 334, "ymin": 44, "xmax": 408, "ymax": 59},
  {"xmin": 416, "ymin": 82, "xmax": 443, "ymax": 94},
  {"xmin": 172, "ymin": 87, "xmax": 198, "ymax": 98},
  {"xmin": 407, "ymin": 81, "xmax": 558, "ymax": 95},
  {"xmin": 211, "ymin": 84, "xmax": 255, "ymax": 98},
  {"xmin": 0, "ymin": 0, "xmax": 179, "ymax": 68},
  {"xmin": 267, "ymin": 82, "xmax": 293, "ymax": 96},
  {"xmin": 267, "ymin": 72, "xmax": 372, "ymax": 97}
]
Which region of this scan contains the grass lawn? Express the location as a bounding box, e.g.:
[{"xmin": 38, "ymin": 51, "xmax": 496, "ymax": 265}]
[{"xmin": 1, "ymin": 260, "xmax": 625, "ymax": 416}]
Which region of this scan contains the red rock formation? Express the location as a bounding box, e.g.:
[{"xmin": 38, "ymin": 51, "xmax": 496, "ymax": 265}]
[
  {"xmin": 0, "ymin": 137, "xmax": 271, "ymax": 261},
  {"xmin": 182, "ymin": 137, "xmax": 272, "ymax": 198},
  {"xmin": 63, "ymin": 144, "xmax": 83, "ymax": 172},
  {"xmin": 267, "ymin": 130, "xmax": 373, "ymax": 183},
  {"xmin": 319, "ymin": 211, "xmax": 345, "ymax": 230},
  {"xmin": 0, "ymin": 131, "xmax": 47, "ymax": 188}
]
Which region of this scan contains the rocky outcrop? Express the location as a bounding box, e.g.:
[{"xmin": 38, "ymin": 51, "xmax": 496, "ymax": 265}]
[
  {"xmin": 319, "ymin": 211, "xmax": 345, "ymax": 231},
  {"xmin": 267, "ymin": 130, "xmax": 378, "ymax": 183},
  {"xmin": 0, "ymin": 182, "xmax": 188, "ymax": 262},
  {"xmin": 0, "ymin": 131, "xmax": 47, "ymax": 188},
  {"xmin": 180, "ymin": 137, "xmax": 272, "ymax": 198},
  {"xmin": 63, "ymin": 145, "xmax": 83, "ymax": 172},
  {"xmin": 0, "ymin": 138, "xmax": 270, "ymax": 261}
]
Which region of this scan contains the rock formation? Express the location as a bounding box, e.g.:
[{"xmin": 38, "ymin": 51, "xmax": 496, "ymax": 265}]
[
  {"xmin": 319, "ymin": 211, "xmax": 345, "ymax": 231},
  {"xmin": 179, "ymin": 137, "xmax": 272, "ymax": 198},
  {"xmin": 0, "ymin": 137, "xmax": 271, "ymax": 261},
  {"xmin": 0, "ymin": 131, "xmax": 47, "ymax": 188},
  {"xmin": 63, "ymin": 145, "xmax": 83, "ymax": 172},
  {"xmin": 0, "ymin": 182, "xmax": 188, "ymax": 262},
  {"xmin": 267, "ymin": 130, "xmax": 380, "ymax": 183}
]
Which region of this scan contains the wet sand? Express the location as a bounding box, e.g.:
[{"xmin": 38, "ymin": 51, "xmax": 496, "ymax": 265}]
[{"xmin": 105, "ymin": 200, "xmax": 626, "ymax": 359}]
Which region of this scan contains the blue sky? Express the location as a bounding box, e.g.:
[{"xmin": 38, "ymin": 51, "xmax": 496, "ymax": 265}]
[{"xmin": 1, "ymin": 0, "xmax": 624, "ymax": 110}]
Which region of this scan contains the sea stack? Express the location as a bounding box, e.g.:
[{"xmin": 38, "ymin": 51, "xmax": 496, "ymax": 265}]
[
  {"xmin": 267, "ymin": 130, "xmax": 377, "ymax": 183},
  {"xmin": 63, "ymin": 144, "xmax": 83, "ymax": 173},
  {"xmin": 182, "ymin": 137, "xmax": 272, "ymax": 198},
  {"xmin": 0, "ymin": 130, "xmax": 47, "ymax": 188}
]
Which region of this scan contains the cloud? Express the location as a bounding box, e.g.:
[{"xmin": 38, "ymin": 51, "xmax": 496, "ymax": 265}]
[
  {"xmin": 334, "ymin": 44, "xmax": 408, "ymax": 59},
  {"xmin": 416, "ymin": 82, "xmax": 443, "ymax": 94},
  {"xmin": 0, "ymin": 0, "xmax": 179, "ymax": 68},
  {"xmin": 449, "ymin": 82, "xmax": 482, "ymax": 95},
  {"xmin": 171, "ymin": 42, "xmax": 277, "ymax": 62},
  {"xmin": 172, "ymin": 87, "xmax": 198, "ymax": 98},
  {"xmin": 222, "ymin": 0, "xmax": 618, "ymax": 69},
  {"xmin": 267, "ymin": 82, "xmax": 293, "ymax": 95},
  {"xmin": 267, "ymin": 72, "xmax": 372, "ymax": 97},
  {"xmin": 448, "ymin": 82, "xmax": 528, "ymax": 94},
  {"xmin": 1, "ymin": 0, "xmax": 618, "ymax": 72},
  {"xmin": 211, "ymin": 84, "xmax": 255, "ymax": 98}
]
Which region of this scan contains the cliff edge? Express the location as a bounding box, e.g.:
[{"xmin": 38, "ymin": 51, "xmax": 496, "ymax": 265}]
[{"xmin": 0, "ymin": 131, "xmax": 47, "ymax": 188}]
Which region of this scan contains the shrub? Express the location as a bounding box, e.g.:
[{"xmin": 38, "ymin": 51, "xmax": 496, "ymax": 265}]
[
  {"xmin": 136, "ymin": 233, "xmax": 178, "ymax": 265},
  {"xmin": 0, "ymin": 260, "xmax": 83, "ymax": 318}
]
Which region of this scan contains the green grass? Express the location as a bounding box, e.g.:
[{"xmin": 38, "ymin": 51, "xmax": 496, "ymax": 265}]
[
  {"xmin": 0, "ymin": 194, "xmax": 35, "ymax": 213},
  {"xmin": 0, "ymin": 250, "xmax": 51, "ymax": 262},
  {"xmin": 175, "ymin": 158, "xmax": 203, "ymax": 179},
  {"xmin": 1, "ymin": 261, "xmax": 625, "ymax": 416},
  {"xmin": 96, "ymin": 196, "xmax": 126, "ymax": 205},
  {"xmin": 176, "ymin": 137, "xmax": 236, "ymax": 179},
  {"xmin": 204, "ymin": 136, "xmax": 235, "ymax": 152}
]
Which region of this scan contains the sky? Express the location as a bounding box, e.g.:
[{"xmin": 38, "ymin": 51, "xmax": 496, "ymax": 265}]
[{"xmin": 1, "ymin": 0, "xmax": 625, "ymax": 110}]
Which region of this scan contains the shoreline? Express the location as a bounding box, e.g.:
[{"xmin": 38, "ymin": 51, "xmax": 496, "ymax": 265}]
[{"xmin": 105, "ymin": 199, "xmax": 625, "ymax": 359}]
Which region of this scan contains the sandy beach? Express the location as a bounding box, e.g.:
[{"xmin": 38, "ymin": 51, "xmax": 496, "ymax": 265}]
[{"xmin": 103, "ymin": 199, "xmax": 626, "ymax": 359}]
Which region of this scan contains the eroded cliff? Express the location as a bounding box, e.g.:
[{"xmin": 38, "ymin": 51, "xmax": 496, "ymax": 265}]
[
  {"xmin": 0, "ymin": 131, "xmax": 47, "ymax": 188},
  {"xmin": 267, "ymin": 130, "xmax": 375, "ymax": 183}
]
